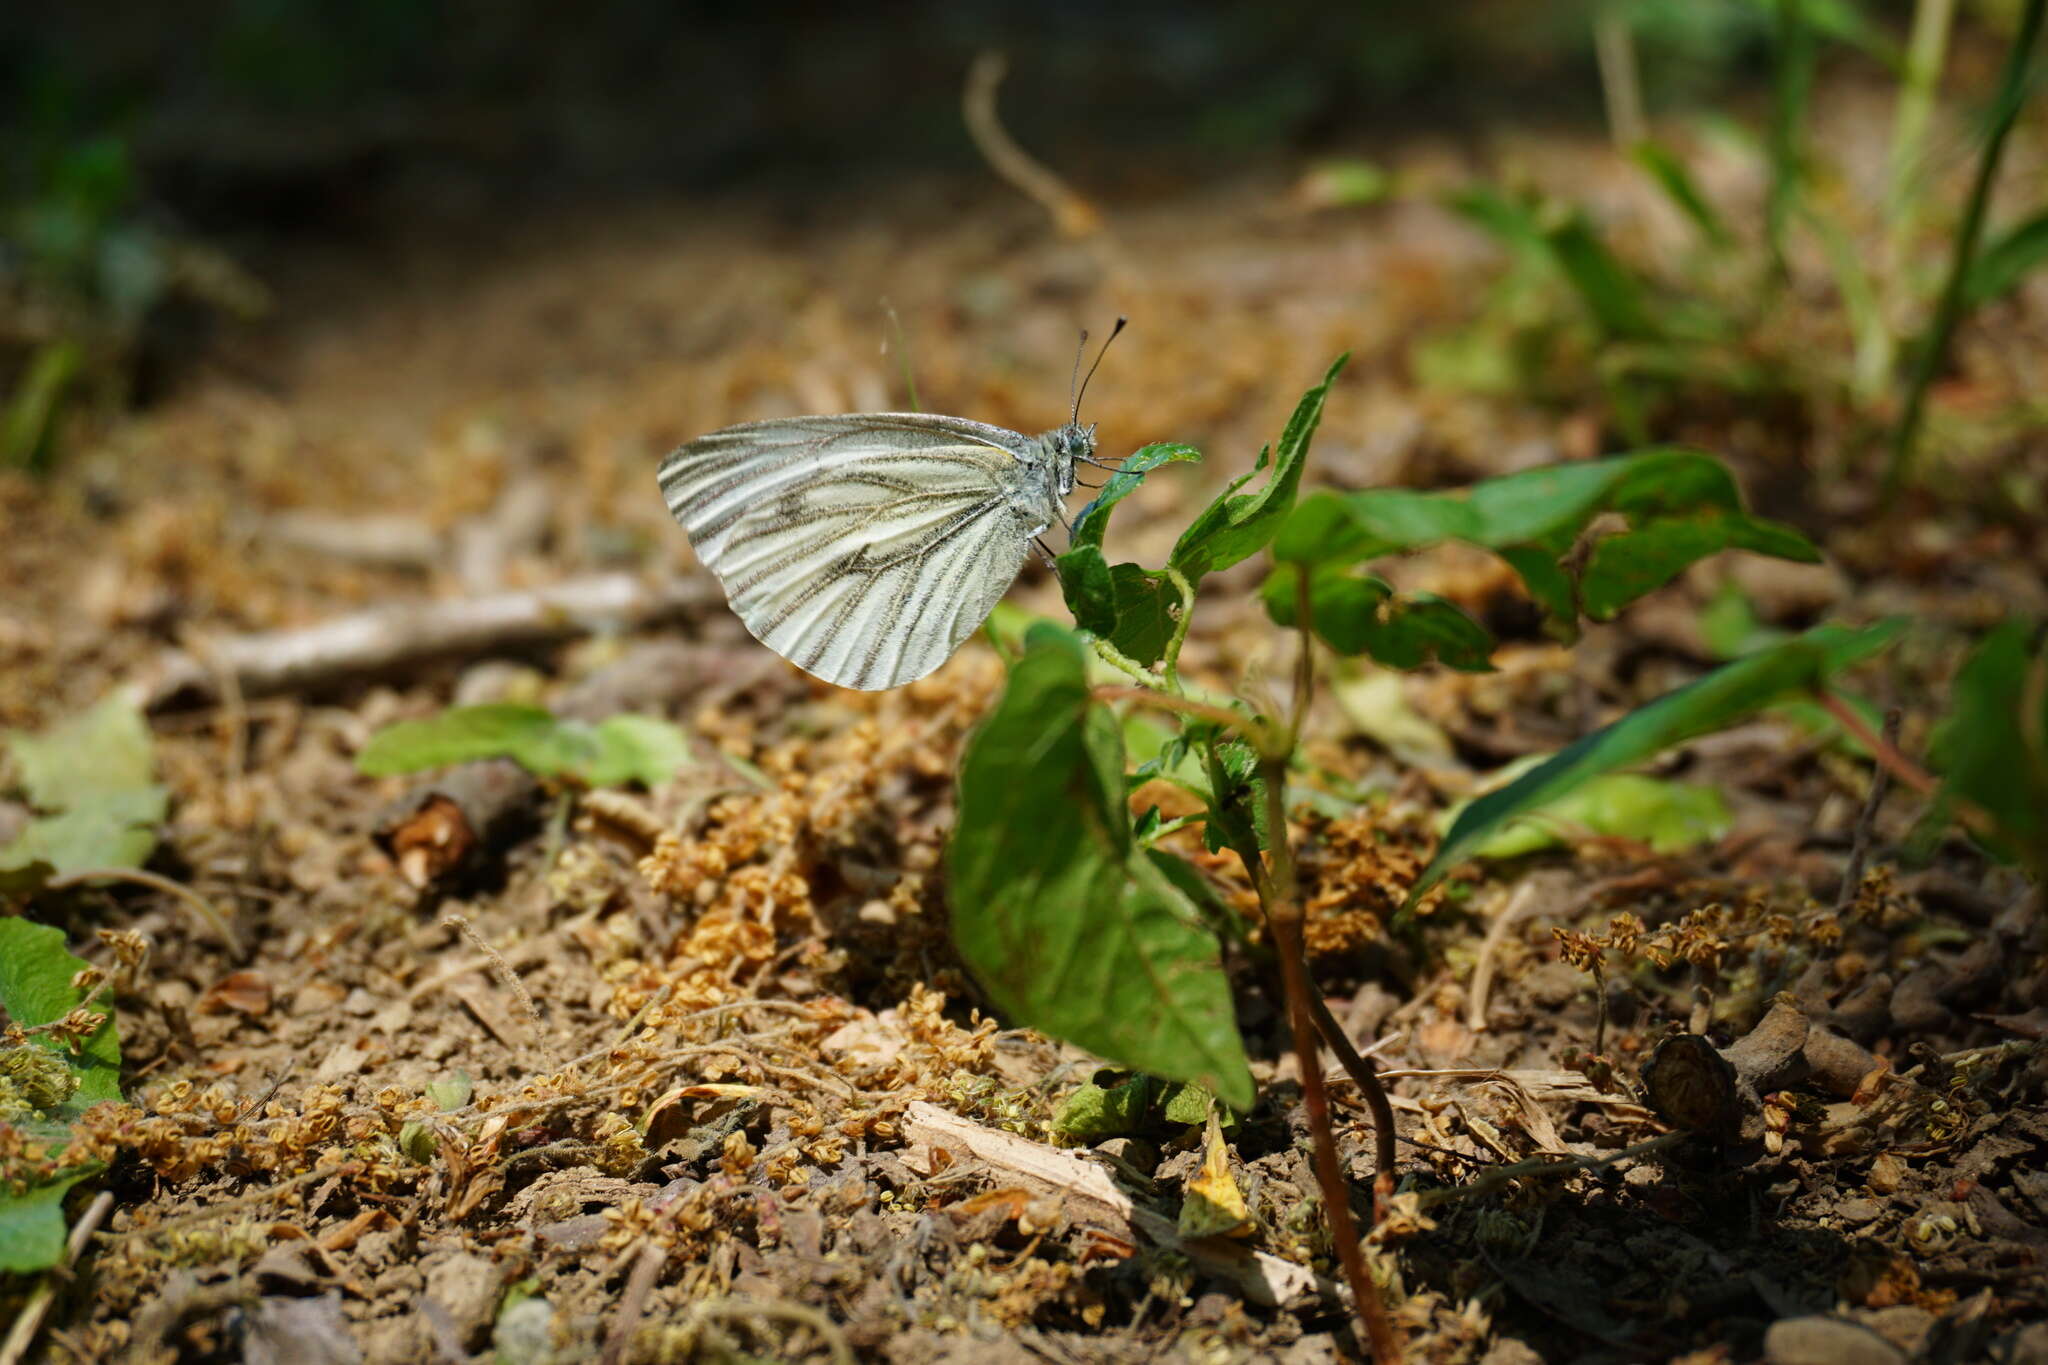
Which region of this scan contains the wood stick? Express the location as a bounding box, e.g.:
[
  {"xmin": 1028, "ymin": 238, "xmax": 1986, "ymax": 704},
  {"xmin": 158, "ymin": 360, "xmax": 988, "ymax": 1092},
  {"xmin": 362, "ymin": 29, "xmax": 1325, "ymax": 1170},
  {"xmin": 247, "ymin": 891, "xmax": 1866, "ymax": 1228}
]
[{"xmin": 144, "ymin": 574, "xmax": 725, "ymax": 709}]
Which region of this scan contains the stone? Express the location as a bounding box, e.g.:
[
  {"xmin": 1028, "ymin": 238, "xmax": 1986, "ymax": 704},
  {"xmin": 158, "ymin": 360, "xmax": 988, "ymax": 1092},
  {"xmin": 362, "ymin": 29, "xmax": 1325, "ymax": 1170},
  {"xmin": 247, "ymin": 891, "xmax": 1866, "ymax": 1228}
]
[
  {"xmin": 420, "ymin": 1250, "xmax": 502, "ymax": 1352},
  {"xmin": 1764, "ymin": 1315, "xmax": 1907, "ymax": 1365}
]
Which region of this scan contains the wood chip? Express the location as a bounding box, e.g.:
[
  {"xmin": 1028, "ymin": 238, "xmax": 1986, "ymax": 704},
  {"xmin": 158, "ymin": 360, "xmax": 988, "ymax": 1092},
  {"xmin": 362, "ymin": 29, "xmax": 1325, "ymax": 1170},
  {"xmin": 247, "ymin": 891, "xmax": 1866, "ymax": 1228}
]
[{"xmin": 898, "ymin": 1100, "xmax": 1326, "ymax": 1308}]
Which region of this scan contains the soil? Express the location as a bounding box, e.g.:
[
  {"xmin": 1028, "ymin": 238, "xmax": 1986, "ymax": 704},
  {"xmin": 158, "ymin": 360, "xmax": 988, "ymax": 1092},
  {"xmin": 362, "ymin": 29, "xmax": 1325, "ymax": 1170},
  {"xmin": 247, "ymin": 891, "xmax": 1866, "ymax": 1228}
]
[{"xmin": 3, "ymin": 85, "xmax": 2048, "ymax": 1364}]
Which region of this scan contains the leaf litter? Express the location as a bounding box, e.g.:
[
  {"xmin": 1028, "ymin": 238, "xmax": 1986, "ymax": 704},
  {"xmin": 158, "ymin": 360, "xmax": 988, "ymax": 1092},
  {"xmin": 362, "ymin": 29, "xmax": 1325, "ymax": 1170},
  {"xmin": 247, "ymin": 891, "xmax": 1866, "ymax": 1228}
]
[{"xmin": 0, "ymin": 113, "xmax": 2045, "ymax": 1365}]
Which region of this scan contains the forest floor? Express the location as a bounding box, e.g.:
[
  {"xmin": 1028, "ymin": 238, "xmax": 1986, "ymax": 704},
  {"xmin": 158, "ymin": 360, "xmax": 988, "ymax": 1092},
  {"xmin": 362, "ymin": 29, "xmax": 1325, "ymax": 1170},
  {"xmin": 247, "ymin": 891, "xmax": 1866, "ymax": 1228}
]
[{"xmin": 3, "ymin": 85, "xmax": 2048, "ymax": 1365}]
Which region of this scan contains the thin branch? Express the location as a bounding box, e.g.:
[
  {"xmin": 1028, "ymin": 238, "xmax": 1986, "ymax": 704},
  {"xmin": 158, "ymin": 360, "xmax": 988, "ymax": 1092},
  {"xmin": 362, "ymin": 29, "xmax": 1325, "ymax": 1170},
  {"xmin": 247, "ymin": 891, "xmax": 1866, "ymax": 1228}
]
[
  {"xmin": 442, "ymin": 913, "xmax": 542, "ymax": 1039},
  {"xmin": 962, "ymin": 52, "xmax": 1104, "ymax": 239},
  {"xmin": 1305, "ymin": 984, "xmax": 1400, "ymax": 1196},
  {"xmin": 1815, "ymin": 691, "xmax": 1939, "ymax": 797},
  {"xmin": 144, "ymin": 573, "xmax": 724, "ymax": 709},
  {"xmin": 1416, "ymin": 1130, "xmax": 1687, "ymax": 1210},
  {"xmin": 1593, "ymin": 2, "xmax": 1647, "ymax": 149},
  {"xmin": 1837, "ymin": 708, "xmax": 1903, "ymax": 912},
  {"xmin": 45, "ymin": 867, "xmax": 241, "ymax": 956},
  {"xmin": 1092, "ymin": 686, "xmax": 1275, "ymax": 749}
]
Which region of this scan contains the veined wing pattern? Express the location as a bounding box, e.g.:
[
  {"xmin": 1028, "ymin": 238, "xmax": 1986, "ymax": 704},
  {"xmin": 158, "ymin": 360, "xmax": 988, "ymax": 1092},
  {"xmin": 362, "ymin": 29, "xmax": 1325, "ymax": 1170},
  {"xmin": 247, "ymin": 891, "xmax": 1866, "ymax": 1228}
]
[{"xmin": 658, "ymin": 414, "xmax": 1041, "ymax": 690}]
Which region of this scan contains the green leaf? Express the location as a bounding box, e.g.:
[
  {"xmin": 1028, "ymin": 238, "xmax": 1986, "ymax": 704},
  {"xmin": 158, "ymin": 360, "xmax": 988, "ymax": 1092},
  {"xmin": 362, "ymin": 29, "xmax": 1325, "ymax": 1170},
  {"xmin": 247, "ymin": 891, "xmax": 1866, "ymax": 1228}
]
[
  {"xmin": 1, "ymin": 339, "xmax": 83, "ymax": 473},
  {"xmin": 1056, "ymin": 543, "xmax": 1119, "ymax": 637},
  {"xmin": 0, "ymin": 920, "xmax": 122, "ymax": 1107},
  {"xmin": 356, "ymin": 704, "xmax": 579, "ymax": 777},
  {"xmin": 1927, "ymin": 621, "xmax": 2048, "ymax": 872},
  {"xmin": 1270, "ymin": 450, "xmax": 1820, "ymax": 632},
  {"xmin": 1264, "ymin": 567, "xmax": 1496, "ymax": 671},
  {"xmin": 949, "ymin": 625, "xmax": 1253, "ymax": 1110},
  {"xmin": 2, "ymin": 694, "xmax": 167, "ymax": 876},
  {"xmin": 356, "ymin": 704, "xmax": 691, "ymax": 788},
  {"xmin": 583, "ymin": 715, "xmax": 695, "ymax": 789},
  {"xmin": 1407, "ymin": 620, "xmax": 1903, "ymax": 907},
  {"xmin": 1050, "ymin": 1072, "xmax": 1226, "ymax": 1140},
  {"xmin": 1055, "ymin": 549, "xmax": 1183, "ymax": 668},
  {"xmin": 1169, "ymin": 355, "xmax": 1348, "ymax": 583},
  {"xmin": 1965, "ymin": 209, "xmax": 2048, "ymax": 309},
  {"xmin": 1544, "ymin": 210, "xmax": 1661, "ymax": 341},
  {"xmin": 1441, "ymin": 768, "xmax": 1731, "ymax": 861},
  {"xmin": 1303, "ymin": 158, "xmax": 1391, "ymax": 208},
  {"xmin": 1051, "ymin": 1073, "xmax": 1163, "ymax": 1140},
  {"xmin": 0, "ymin": 1171, "xmax": 90, "ymax": 1273},
  {"xmin": 5, "ymin": 694, "xmax": 155, "ymax": 809},
  {"xmin": 1632, "ymin": 142, "xmax": 1734, "ymax": 248},
  {"xmin": 1699, "ymin": 580, "xmax": 1794, "ymax": 659},
  {"xmin": 1069, "ymin": 443, "xmax": 1202, "ymax": 552}
]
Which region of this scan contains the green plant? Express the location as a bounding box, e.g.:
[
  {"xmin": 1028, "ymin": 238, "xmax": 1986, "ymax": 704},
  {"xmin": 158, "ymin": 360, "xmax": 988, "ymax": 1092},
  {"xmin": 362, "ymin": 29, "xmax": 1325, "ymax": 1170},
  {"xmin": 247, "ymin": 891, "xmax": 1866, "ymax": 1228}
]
[
  {"xmin": 1922, "ymin": 618, "xmax": 2048, "ymax": 880},
  {"xmin": 946, "ymin": 357, "xmax": 1870, "ymax": 1358},
  {"xmin": 1, "ymin": 132, "xmax": 267, "ymax": 471},
  {"xmin": 355, "ymin": 703, "xmax": 695, "ymax": 789},
  {"xmin": 1424, "ymin": 0, "xmax": 2048, "ymax": 495},
  {"xmin": 1, "ymin": 693, "xmax": 167, "ymax": 879},
  {"xmin": 0, "ymin": 919, "xmax": 122, "ymax": 1273}
]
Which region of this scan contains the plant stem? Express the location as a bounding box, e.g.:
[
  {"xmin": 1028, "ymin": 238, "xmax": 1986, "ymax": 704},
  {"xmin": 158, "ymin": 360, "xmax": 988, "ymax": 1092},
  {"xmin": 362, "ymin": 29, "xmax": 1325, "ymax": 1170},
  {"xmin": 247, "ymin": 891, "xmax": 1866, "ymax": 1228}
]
[
  {"xmin": 1161, "ymin": 565, "xmax": 1197, "ymax": 694},
  {"xmin": 1257, "ymin": 578, "xmax": 1399, "ymax": 1363},
  {"xmin": 1090, "ymin": 636, "xmax": 1158, "ymax": 687},
  {"xmin": 1305, "ymin": 986, "xmax": 1400, "ymax": 1196},
  {"xmin": 1092, "ymin": 686, "xmax": 1280, "ymax": 752},
  {"xmin": 1260, "ymin": 757, "xmax": 1399, "ymax": 1365},
  {"xmin": 45, "ymin": 866, "xmax": 241, "ymax": 956},
  {"xmin": 1883, "ymin": 0, "xmax": 2046, "ymax": 501},
  {"xmin": 1767, "ymin": 0, "xmax": 1816, "ymax": 282},
  {"xmin": 1886, "ymin": 0, "xmax": 1959, "ymax": 267},
  {"xmin": 1815, "ymin": 690, "xmax": 1939, "ymax": 798},
  {"xmin": 1593, "ymin": 1, "xmax": 1647, "ymax": 150}
]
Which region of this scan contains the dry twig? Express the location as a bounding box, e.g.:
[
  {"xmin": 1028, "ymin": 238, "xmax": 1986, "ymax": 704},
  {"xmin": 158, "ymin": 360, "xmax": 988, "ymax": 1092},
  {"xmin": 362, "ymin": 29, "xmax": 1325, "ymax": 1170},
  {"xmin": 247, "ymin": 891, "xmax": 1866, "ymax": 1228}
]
[
  {"xmin": 144, "ymin": 573, "xmax": 724, "ymax": 709},
  {"xmin": 963, "ymin": 53, "xmax": 1104, "ymax": 239}
]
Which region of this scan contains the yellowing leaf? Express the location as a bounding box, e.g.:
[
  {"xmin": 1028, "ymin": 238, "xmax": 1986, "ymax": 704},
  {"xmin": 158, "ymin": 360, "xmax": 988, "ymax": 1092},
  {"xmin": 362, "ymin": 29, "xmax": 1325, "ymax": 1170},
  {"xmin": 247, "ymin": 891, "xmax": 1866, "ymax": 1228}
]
[{"xmin": 1177, "ymin": 1112, "xmax": 1252, "ymax": 1240}]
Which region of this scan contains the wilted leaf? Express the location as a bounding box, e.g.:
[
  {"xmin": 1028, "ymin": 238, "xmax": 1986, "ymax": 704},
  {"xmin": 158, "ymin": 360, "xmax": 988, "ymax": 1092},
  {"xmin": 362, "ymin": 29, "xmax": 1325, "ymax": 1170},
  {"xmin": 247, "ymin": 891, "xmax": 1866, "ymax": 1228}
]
[
  {"xmin": 1408, "ymin": 621, "xmax": 1903, "ymax": 906},
  {"xmin": 949, "ymin": 625, "xmax": 1253, "ymax": 1110},
  {"xmin": 1170, "ymin": 355, "xmax": 1347, "ymax": 583},
  {"xmin": 1178, "ymin": 1114, "xmax": 1252, "ymax": 1239},
  {"xmin": 1, "ymin": 693, "xmax": 167, "ymax": 875}
]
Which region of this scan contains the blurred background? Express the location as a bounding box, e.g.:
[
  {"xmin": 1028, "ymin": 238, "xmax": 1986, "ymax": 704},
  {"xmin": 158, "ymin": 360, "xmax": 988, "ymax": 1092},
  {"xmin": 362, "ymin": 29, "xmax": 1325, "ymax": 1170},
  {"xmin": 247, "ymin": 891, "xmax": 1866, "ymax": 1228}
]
[{"xmin": 2, "ymin": 0, "xmax": 2044, "ymax": 717}]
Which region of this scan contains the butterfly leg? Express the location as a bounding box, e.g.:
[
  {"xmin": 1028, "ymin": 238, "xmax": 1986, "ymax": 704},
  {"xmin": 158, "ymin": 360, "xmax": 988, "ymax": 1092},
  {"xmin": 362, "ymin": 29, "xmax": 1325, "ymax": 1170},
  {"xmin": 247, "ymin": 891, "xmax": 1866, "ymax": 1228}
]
[{"xmin": 1034, "ymin": 536, "xmax": 1062, "ymax": 567}]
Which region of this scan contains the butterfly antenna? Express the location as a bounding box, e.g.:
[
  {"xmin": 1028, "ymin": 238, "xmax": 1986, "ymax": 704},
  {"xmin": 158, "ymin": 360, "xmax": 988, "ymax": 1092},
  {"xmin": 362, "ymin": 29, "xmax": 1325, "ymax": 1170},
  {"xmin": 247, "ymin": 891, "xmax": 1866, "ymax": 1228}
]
[
  {"xmin": 1067, "ymin": 327, "xmax": 1090, "ymax": 424},
  {"xmin": 1073, "ymin": 315, "xmax": 1127, "ymax": 423}
]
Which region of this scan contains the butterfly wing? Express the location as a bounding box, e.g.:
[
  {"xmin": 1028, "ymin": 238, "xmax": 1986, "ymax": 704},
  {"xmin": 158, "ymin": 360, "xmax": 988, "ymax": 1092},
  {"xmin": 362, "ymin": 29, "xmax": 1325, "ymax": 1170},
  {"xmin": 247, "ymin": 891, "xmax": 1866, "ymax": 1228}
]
[{"xmin": 658, "ymin": 414, "xmax": 1038, "ymax": 690}]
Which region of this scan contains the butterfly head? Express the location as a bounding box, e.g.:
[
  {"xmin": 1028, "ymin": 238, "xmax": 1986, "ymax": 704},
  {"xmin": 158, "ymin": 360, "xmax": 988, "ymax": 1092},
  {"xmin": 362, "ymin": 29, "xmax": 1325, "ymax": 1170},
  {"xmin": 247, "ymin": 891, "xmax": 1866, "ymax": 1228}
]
[{"xmin": 1042, "ymin": 421, "xmax": 1097, "ymax": 496}]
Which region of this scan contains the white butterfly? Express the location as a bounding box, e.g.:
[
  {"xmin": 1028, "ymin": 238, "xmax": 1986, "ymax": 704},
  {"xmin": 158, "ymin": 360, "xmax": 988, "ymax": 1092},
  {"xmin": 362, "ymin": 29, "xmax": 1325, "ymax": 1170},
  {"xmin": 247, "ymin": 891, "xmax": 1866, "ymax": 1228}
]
[{"xmin": 659, "ymin": 324, "xmax": 1125, "ymax": 691}]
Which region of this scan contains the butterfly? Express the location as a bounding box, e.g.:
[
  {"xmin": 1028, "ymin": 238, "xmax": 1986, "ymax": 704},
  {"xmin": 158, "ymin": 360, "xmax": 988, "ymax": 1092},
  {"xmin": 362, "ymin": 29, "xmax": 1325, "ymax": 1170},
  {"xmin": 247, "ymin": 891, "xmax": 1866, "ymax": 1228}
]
[{"xmin": 658, "ymin": 321, "xmax": 1126, "ymax": 691}]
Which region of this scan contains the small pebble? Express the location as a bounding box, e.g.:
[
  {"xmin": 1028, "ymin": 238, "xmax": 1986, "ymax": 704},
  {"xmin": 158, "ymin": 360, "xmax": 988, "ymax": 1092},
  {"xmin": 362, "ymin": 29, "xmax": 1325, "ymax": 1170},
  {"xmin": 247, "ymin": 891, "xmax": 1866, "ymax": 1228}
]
[{"xmin": 1765, "ymin": 1315, "xmax": 1906, "ymax": 1365}]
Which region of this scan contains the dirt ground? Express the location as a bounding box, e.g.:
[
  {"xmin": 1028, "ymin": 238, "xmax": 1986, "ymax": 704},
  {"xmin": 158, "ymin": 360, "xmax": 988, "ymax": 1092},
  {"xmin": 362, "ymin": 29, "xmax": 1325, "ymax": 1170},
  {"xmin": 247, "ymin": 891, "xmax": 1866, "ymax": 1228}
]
[{"xmin": 4, "ymin": 82, "xmax": 2048, "ymax": 1365}]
